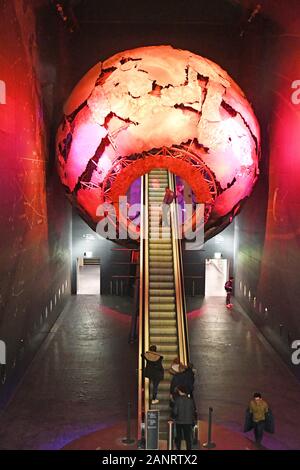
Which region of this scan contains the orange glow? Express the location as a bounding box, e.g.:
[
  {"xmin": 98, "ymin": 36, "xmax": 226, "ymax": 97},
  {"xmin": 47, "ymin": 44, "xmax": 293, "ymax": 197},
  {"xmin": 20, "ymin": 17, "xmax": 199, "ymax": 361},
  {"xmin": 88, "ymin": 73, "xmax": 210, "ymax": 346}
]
[{"xmin": 56, "ymin": 45, "xmax": 260, "ymax": 239}]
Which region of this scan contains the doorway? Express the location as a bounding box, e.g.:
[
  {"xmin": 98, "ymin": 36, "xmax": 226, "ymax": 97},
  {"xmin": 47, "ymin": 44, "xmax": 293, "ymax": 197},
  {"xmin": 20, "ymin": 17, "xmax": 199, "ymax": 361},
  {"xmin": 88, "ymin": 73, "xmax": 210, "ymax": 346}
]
[
  {"xmin": 205, "ymin": 258, "xmax": 228, "ymax": 296},
  {"xmin": 77, "ymin": 257, "xmax": 101, "ymax": 294}
]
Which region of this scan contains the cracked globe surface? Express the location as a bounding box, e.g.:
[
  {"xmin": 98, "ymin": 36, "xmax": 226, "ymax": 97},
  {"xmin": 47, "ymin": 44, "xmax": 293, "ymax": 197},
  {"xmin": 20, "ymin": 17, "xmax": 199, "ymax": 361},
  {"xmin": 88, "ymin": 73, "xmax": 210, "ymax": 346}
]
[{"xmin": 56, "ymin": 45, "xmax": 260, "ymax": 241}]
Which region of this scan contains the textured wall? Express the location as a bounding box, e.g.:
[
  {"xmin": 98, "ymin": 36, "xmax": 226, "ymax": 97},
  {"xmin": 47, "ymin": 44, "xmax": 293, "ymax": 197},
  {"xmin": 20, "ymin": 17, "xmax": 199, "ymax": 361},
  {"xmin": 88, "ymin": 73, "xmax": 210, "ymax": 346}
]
[
  {"xmin": 0, "ymin": 0, "xmax": 71, "ymax": 407},
  {"xmin": 234, "ymin": 1, "xmax": 300, "ymax": 379}
]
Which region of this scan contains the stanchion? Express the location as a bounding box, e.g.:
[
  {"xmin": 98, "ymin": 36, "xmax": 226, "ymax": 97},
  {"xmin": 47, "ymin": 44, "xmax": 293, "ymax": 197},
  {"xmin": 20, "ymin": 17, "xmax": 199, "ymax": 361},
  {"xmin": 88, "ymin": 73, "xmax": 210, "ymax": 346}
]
[
  {"xmin": 202, "ymin": 407, "xmax": 216, "ymax": 449},
  {"xmin": 122, "ymin": 401, "xmax": 135, "ymax": 444},
  {"xmin": 167, "ymin": 420, "xmax": 174, "ymax": 450}
]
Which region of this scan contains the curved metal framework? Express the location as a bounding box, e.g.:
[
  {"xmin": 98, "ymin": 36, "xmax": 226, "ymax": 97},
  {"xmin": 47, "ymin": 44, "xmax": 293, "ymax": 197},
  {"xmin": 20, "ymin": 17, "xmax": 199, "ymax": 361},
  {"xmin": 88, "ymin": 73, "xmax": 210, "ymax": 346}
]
[{"xmin": 101, "ymin": 142, "xmax": 218, "ymax": 236}]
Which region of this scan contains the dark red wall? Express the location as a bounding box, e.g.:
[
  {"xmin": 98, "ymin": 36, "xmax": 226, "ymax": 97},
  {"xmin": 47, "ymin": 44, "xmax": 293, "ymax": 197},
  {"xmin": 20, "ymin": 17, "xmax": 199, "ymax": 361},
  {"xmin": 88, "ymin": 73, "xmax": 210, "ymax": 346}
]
[
  {"xmin": 234, "ymin": 1, "xmax": 300, "ymax": 378},
  {"xmin": 0, "ymin": 0, "xmax": 71, "ymax": 406}
]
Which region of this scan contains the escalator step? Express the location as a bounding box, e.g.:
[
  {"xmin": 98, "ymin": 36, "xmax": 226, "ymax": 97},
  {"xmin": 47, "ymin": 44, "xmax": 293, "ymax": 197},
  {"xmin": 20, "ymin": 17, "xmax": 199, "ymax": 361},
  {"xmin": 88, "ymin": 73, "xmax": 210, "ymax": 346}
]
[
  {"xmin": 149, "ymin": 233, "xmax": 171, "ymax": 238},
  {"xmin": 150, "ymin": 327, "xmax": 177, "ymax": 335},
  {"xmin": 149, "ymin": 260, "xmax": 173, "ymax": 265},
  {"xmin": 149, "ymin": 276, "xmax": 174, "ymax": 282},
  {"xmin": 149, "ymin": 173, "xmax": 168, "ymax": 178},
  {"xmin": 149, "ymin": 304, "xmax": 175, "ymax": 311},
  {"xmin": 149, "ymin": 246, "xmax": 173, "ymax": 250},
  {"xmin": 149, "ymin": 296, "xmax": 176, "ymax": 304},
  {"xmin": 149, "ymin": 269, "xmax": 173, "ymax": 275},
  {"xmin": 150, "ymin": 319, "xmax": 177, "ymax": 327},
  {"xmin": 150, "ymin": 314, "xmax": 177, "ymax": 321},
  {"xmin": 149, "ymin": 231, "xmax": 171, "ymax": 235},
  {"xmin": 156, "ymin": 345, "xmax": 178, "ymax": 353},
  {"xmin": 150, "ymin": 335, "xmax": 178, "ymax": 344},
  {"xmin": 149, "ymin": 289, "xmax": 175, "ymax": 296},
  {"xmin": 149, "ymin": 255, "xmax": 173, "ymax": 261},
  {"xmin": 149, "ymin": 284, "xmax": 174, "ymax": 290}
]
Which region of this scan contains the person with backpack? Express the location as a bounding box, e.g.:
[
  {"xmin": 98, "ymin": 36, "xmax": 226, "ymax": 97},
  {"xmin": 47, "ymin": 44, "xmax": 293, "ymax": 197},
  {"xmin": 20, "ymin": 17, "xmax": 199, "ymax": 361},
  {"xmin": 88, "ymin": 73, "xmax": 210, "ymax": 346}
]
[{"xmin": 142, "ymin": 345, "xmax": 164, "ymax": 404}]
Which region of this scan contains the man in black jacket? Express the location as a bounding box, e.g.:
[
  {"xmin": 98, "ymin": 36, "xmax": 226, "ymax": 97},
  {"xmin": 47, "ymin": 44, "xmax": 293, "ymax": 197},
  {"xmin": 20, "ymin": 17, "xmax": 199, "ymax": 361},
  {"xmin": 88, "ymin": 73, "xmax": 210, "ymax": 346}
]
[
  {"xmin": 173, "ymin": 386, "xmax": 197, "ymax": 450},
  {"xmin": 170, "ymin": 363, "xmax": 195, "ymax": 400}
]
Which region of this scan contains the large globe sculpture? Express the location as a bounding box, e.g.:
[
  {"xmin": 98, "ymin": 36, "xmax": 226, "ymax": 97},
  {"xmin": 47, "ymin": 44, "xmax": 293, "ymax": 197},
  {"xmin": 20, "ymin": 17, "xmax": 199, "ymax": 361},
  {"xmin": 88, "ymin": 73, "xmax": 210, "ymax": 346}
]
[{"xmin": 56, "ymin": 45, "xmax": 260, "ymax": 240}]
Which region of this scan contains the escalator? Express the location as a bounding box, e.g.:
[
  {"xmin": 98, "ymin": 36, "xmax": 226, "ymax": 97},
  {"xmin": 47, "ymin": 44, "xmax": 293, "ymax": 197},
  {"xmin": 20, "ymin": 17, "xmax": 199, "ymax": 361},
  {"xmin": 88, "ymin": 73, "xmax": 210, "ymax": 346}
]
[{"xmin": 138, "ymin": 168, "xmax": 190, "ymax": 445}]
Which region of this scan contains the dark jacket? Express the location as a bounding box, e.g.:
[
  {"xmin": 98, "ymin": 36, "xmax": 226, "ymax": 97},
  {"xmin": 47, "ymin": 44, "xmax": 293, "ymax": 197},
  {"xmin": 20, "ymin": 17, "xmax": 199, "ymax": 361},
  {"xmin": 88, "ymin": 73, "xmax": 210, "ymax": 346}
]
[
  {"xmin": 143, "ymin": 351, "xmax": 164, "ymax": 382},
  {"xmin": 224, "ymin": 280, "xmax": 233, "ymax": 292},
  {"xmin": 173, "ymin": 395, "xmax": 197, "ymax": 425},
  {"xmin": 170, "ymin": 367, "xmax": 195, "ymax": 398}
]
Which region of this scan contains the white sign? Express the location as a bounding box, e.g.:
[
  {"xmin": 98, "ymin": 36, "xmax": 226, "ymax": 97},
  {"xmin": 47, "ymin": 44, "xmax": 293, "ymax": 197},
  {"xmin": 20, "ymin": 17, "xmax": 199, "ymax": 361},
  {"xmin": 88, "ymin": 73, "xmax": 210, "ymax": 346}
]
[
  {"xmin": 291, "ymin": 340, "xmax": 300, "ymax": 365},
  {"xmin": 291, "ymin": 80, "xmax": 300, "ymax": 105},
  {"xmin": 0, "ymin": 340, "xmax": 6, "ymax": 365}
]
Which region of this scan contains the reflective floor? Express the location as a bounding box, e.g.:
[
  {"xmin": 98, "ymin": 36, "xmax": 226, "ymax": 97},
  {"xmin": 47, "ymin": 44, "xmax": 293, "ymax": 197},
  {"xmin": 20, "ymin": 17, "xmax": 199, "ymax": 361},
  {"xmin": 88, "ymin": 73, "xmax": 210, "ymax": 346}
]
[
  {"xmin": 0, "ymin": 295, "xmax": 299, "ymax": 449},
  {"xmin": 188, "ymin": 297, "xmax": 300, "ymax": 450},
  {"xmin": 0, "ymin": 295, "xmax": 137, "ymax": 450}
]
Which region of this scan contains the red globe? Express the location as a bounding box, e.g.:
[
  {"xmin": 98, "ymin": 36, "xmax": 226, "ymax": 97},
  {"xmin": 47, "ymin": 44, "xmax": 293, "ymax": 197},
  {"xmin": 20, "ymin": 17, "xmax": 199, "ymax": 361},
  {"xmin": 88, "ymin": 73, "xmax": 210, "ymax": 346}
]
[{"xmin": 56, "ymin": 45, "xmax": 260, "ymax": 240}]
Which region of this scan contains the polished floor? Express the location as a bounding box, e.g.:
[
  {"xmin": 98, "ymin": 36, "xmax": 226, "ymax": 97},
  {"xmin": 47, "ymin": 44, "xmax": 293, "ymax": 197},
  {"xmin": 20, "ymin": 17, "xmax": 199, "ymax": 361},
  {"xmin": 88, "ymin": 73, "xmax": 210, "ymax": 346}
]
[
  {"xmin": 0, "ymin": 295, "xmax": 137, "ymax": 450},
  {"xmin": 0, "ymin": 295, "xmax": 300, "ymax": 449},
  {"xmin": 188, "ymin": 297, "xmax": 300, "ymax": 450}
]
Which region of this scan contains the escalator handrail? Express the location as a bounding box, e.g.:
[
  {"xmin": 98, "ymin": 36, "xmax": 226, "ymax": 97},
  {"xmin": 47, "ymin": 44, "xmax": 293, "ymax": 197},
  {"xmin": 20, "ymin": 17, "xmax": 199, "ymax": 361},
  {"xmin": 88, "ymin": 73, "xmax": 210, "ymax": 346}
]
[
  {"xmin": 138, "ymin": 174, "xmax": 145, "ymax": 441},
  {"xmin": 168, "ymin": 172, "xmax": 190, "ymax": 365}
]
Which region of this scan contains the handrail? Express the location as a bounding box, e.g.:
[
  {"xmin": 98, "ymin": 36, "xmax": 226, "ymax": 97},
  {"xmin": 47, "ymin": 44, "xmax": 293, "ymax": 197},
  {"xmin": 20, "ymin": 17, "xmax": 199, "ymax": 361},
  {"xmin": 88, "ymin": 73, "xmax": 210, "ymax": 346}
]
[
  {"xmin": 144, "ymin": 173, "xmax": 150, "ymax": 415},
  {"xmin": 137, "ymin": 175, "xmax": 145, "ymax": 441},
  {"xmin": 138, "ymin": 169, "xmax": 190, "ymax": 446},
  {"xmin": 168, "ymin": 172, "xmax": 189, "ymax": 365}
]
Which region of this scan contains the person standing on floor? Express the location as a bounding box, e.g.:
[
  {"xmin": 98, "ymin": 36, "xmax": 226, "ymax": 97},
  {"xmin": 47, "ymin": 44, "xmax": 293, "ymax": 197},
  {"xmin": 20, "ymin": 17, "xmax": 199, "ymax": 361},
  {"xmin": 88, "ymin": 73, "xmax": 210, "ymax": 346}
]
[
  {"xmin": 249, "ymin": 392, "xmax": 269, "ymax": 446},
  {"xmin": 173, "ymin": 386, "xmax": 197, "ymax": 450},
  {"xmin": 142, "ymin": 345, "xmax": 164, "ymax": 405},
  {"xmin": 224, "ymin": 276, "xmax": 234, "ymax": 308}
]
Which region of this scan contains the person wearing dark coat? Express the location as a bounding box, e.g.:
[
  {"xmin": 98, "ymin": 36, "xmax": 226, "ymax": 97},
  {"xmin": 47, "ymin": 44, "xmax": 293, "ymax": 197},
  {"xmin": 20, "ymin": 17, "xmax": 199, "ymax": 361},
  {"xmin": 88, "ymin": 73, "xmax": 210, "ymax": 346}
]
[
  {"xmin": 173, "ymin": 386, "xmax": 197, "ymax": 450},
  {"xmin": 142, "ymin": 345, "xmax": 164, "ymax": 405},
  {"xmin": 170, "ymin": 363, "xmax": 195, "ymax": 400}
]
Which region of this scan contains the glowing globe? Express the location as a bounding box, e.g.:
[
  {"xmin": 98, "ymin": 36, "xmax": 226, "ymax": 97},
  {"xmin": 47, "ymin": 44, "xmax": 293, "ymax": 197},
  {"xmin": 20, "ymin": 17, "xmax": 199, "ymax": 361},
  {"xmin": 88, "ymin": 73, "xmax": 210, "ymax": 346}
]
[{"xmin": 56, "ymin": 45, "xmax": 260, "ymax": 240}]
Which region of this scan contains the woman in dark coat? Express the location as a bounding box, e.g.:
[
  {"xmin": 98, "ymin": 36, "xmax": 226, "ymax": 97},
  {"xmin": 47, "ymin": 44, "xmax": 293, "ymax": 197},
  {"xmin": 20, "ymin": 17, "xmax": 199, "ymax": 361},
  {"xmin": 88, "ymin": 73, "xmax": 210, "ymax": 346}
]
[
  {"xmin": 142, "ymin": 345, "xmax": 164, "ymax": 404},
  {"xmin": 170, "ymin": 363, "xmax": 195, "ymax": 400}
]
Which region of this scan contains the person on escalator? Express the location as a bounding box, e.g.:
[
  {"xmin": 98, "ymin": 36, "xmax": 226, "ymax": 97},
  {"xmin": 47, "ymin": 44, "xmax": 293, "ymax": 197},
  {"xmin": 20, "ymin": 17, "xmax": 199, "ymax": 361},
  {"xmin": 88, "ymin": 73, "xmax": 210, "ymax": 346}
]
[
  {"xmin": 173, "ymin": 386, "xmax": 197, "ymax": 450},
  {"xmin": 161, "ymin": 187, "xmax": 176, "ymax": 227},
  {"xmin": 170, "ymin": 363, "xmax": 195, "ymax": 401},
  {"xmin": 142, "ymin": 345, "xmax": 164, "ymax": 405}
]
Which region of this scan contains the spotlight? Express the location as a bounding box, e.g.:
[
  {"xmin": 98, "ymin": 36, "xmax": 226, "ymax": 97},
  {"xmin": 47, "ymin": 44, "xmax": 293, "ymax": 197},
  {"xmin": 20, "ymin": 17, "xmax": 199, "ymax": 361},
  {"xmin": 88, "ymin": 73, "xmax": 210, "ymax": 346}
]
[{"xmin": 240, "ymin": 4, "xmax": 262, "ymax": 37}]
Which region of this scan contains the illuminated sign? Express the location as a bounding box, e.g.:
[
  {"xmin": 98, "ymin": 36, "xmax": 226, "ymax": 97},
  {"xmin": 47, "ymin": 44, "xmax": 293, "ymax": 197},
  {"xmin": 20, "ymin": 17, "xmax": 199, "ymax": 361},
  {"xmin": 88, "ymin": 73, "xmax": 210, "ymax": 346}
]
[
  {"xmin": 0, "ymin": 340, "xmax": 6, "ymax": 365},
  {"xmin": 291, "ymin": 340, "xmax": 300, "ymax": 365},
  {"xmin": 0, "ymin": 80, "xmax": 6, "ymax": 104},
  {"xmin": 291, "ymin": 80, "xmax": 300, "ymax": 105}
]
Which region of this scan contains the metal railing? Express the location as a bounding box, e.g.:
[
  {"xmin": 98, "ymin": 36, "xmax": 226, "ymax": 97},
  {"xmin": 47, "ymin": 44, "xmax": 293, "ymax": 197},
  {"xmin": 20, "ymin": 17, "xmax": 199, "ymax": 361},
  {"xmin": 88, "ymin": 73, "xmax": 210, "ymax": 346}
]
[
  {"xmin": 168, "ymin": 171, "xmax": 190, "ymax": 365},
  {"xmin": 137, "ymin": 170, "xmax": 190, "ymax": 445}
]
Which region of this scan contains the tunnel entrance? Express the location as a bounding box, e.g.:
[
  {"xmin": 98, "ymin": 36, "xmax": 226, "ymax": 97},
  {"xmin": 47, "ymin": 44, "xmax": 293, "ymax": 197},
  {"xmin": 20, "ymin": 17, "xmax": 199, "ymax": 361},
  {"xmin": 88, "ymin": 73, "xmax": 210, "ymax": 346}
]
[
  {"xmin": 76, "ymin": 257, "xmax": 101, "ymax": 294},
  {"xmin": 205, "ymin": 257, "xmax": 228, "ymax": 297}
]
